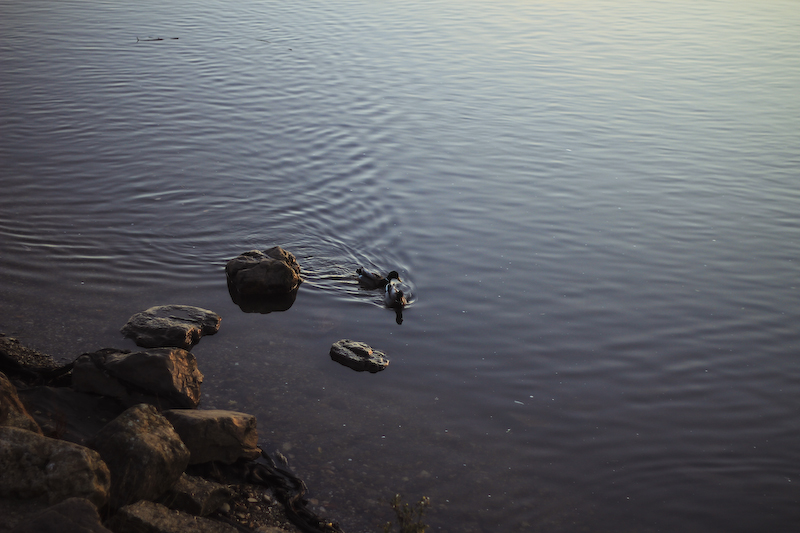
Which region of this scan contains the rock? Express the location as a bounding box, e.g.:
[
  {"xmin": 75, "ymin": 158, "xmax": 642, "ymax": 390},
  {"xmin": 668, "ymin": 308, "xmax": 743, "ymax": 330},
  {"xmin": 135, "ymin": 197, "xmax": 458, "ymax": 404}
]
[
  {"xmin": 0, "ymin": 372, "xmax": 41, "ymax": 434},
  {"xmin": 225, "ymin": 247, "xmax": 302, "ymax": 297},
  {"xmin": 72, "ymin": 347, "xmax": 203, "ymax": 409},
  {"xmin": 89, "ymin": 404, "xmax": 190, "ymax": 508},
  {"xmin": 18, "ymin": 386, "xmax": 126, "ymax": 445},
  {"xmin": 329, "ymin": 339, "xmax": 389, "ymax": 373},
  {"xmin": 107, "ymin": 500, "xmax": 238, "ymax": 533},
  {"xmin": 161, "ymin": 409, "xmax": 260, "ymax": 465},
  {"xmin": 10, "ymin": 497, "xmax": 111, "ymax": 533},
  {"xmin": 121, "ymin": 305, "xmax": 221, "ymax": 350},
  {"xmin": 0, "ymin": 427, "xmax": 110, "ymax": 507},
  {"xmin": 157, "ymin": 473, "xmax": 233, "ymax": 516}
]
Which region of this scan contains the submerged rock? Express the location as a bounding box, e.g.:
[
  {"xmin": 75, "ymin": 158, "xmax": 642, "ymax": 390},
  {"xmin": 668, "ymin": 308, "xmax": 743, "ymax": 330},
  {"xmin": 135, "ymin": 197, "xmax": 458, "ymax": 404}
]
[
  {"xmin": 225, "ymin": 247, "xmax": 302, "ymax": 297},
  {"xmin": 329, "ymin": 339, "xmax": 389, "ymax": 373},
  {"xmin": 72, "ymin": 347, "xmax": 203, "ymax": 409},
  {"xmin": 121, "ymin": 305, "xmax": 221, "ymax": 350}
]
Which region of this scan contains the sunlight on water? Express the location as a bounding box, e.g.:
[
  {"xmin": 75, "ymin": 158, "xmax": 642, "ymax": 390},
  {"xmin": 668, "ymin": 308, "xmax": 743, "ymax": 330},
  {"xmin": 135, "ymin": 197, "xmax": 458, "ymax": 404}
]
[{"xmin": 2, "ymin": 0, "xmax": 800, "ymax": 531}]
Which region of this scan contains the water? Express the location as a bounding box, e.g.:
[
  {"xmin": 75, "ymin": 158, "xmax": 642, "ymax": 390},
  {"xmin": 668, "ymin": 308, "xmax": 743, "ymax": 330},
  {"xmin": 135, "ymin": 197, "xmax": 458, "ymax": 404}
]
[{"xmin": 2, "ymin": 0, "xmax": 800, "ymax": 531}]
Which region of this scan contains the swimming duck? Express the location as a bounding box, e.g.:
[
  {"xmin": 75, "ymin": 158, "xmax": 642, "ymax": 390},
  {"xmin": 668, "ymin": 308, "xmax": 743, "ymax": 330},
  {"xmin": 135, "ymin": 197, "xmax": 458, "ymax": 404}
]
[
  {"xmin": 356, "ymin": 268, "xmax": 401, "ymax": 289},
  {"xmin": 383, "ymin": 280, "xmax": 407, "ymax": 309}
]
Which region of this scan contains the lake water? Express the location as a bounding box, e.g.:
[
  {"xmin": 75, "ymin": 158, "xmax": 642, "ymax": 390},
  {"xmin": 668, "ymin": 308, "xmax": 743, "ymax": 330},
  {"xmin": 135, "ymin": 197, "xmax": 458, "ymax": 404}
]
[{"xmin": 2, "ymin": 0, "xmax": 799, "ymax": 531}]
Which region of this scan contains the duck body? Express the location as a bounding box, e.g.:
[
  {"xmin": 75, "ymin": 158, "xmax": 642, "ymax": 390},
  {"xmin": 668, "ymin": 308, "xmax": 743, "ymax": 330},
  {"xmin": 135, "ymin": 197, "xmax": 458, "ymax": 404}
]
[
  {"xmin": 383, "ymin": 279, "xmax": 407, "ymax": 309},
  {"xmin": 357, "ymin": 268, "xmax": 401, "ymax": 290}
]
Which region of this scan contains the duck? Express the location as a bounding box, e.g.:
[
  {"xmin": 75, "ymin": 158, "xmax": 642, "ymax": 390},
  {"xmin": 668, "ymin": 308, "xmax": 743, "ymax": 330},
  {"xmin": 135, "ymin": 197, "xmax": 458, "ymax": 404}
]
[
  {"xmin": 383, "ymin": 279, "xmax": 407, "ymax": 309},
  {"xmin": 356, "ymin": 267, "xmax": 401, "ymax": 290}
]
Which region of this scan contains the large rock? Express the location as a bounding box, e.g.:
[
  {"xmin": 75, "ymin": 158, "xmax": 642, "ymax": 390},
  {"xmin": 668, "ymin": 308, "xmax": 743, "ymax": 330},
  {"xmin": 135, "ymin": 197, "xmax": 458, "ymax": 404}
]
[
  {"xmin": 107, "ymin": 500, "xmax": 238, "ymax": 533},
  {"xmin": 329, "ymin": 339, "xmax": 389, "ymax": 373},
  {"xmin": 0, "ymin": 427, "xmax": 110, "ymax": 507},
  {"xmin": 89, "ymin": 404, "xmax": 190, "ymax": 509},
  {"xmin": 72, "ymin": 347, "xmax": 203, "ymax": 409},
  {"xmin": 0, "ymin": 372, "xmax": 41, "ymax": 434},
  {"xmin": 121, "ymin": 305, "xmax": 221, "ymax": 350},
  {"xmin": 162, "ymin": 409, "xmax": 260, "ymax": 465},
  {"xmin": 157, "ymin": 473, "xmax": 233, "ymax": 516},
  {"xmin": 225, "ymin": 247, "xmax": 302, "ymax": 297},
  {"xmin": 10, "ymin": 497, "xmax": 111, "ymax": 533}
]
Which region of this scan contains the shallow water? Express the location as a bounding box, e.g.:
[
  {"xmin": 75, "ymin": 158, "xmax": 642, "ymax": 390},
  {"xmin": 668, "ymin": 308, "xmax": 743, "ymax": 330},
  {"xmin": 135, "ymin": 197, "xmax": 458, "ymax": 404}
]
[{"xmin": 2, "ymin": 0, "xmax": 800, "ymax": 531}]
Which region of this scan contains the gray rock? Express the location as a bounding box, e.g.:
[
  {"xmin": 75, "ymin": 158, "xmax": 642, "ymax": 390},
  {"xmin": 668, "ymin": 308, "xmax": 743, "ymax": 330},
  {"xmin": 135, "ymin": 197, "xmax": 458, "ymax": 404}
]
[
  {"xmin": 121, "ymin": 305, "xmax": 221, "ymax": 350},
  {"xmin": 89, "ymin": 404, "xmax": 190, "ymax": 509},
  {"xmin": 107, "ymin": 500, "xmax": 238, "ymax": 533},
  {"xmin": 0, "ymin": 372, "xmax": 41, "ymax": 434},
  {"xmin": 72, "ymin": 347, "xmax": 203, "ymax": 409},
  {"xmin": 10, "ymin": 497, "xmax": 111, "ymax": 533},
  {"xmin": 161, "ymin": 409, "xmax": 260, "ymax": 465},
  {"xmin": 225, "ymin": 247, "xmax": 302, "ymax": 296},
  {"xmin": 157, "ymin": 473, "xmax": 233, "ymax": 516},
  {"xmin": 329, "ymin": 339, "xmax": 389, "ymax": 373},
  {"xmin": 0, "ymin": 427, "xmax": 110, "ymax": 507}
]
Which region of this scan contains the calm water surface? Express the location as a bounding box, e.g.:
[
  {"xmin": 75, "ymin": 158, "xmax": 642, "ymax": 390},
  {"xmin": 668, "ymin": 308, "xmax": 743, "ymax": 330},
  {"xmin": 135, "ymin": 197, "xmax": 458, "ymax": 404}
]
[{"xmin": 2, "ymin": 0, "xmax": 800, "ymax": 531}]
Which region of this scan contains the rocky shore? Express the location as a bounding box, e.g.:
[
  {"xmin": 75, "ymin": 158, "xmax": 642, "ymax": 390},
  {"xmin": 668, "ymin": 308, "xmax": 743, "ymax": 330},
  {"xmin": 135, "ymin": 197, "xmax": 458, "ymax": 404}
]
[
  {"xmin": 0, "ymin": 299, "xmax": 344, "ymax": 533},
  {"xmin": 0, "ymin": 248, "xmax": 401, "ymax": 533}
]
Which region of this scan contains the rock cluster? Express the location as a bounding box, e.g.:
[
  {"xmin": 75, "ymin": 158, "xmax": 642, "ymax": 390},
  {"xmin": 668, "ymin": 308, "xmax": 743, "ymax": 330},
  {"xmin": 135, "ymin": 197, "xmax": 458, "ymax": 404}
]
[{"xmin": 0, "ymin": 307, "xmax": 295, "ymax": 533}]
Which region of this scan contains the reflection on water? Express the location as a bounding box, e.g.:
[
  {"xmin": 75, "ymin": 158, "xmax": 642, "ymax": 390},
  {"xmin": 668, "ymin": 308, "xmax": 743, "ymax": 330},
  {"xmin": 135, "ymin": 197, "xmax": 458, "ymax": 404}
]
[{"xmin": 2, "ymin": 0, "xmax": 800, "ymax": 531}]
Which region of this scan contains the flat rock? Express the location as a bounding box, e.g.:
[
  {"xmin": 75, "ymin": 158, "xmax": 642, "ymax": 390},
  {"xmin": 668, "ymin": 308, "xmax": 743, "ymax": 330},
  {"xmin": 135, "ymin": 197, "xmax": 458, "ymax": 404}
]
[
  {"xmin": 10, "ymin": 497, "xmax": 111, "ymax": 533},
  {"xmin": 157, "ymin": 473, "xmax": 233, "ymax": 516},
  {"xmin": 72, "ymin": 347, "xmax": 203, "ymax": 409},
  {"xmin": 162, "ymin": 409, "xmax": 260, "ymax": 465},
  {"xmin": 89, "ymin": 404, "xmax": 190, "ymax": 509},
  {"xmin": 121, "ymin": 305, "xmax": 221, "ymax": 350},
  {"xmin": 329, "ymin": 339, "xmax": 389, "ymax": 373},
  {"xmin": 0, "ymin": 427, "xmax": 110, "ymax": 508},
  {"xmin": 225, "ymin": 247, "xmax": 302, "ymax": 297},
  {"xmin": 107, "ymin": 500, "xmax": 238, "ymax": 533},
  {"xmin": 0, "ymin": 372, "xmax": 41, "ymax": 434}
]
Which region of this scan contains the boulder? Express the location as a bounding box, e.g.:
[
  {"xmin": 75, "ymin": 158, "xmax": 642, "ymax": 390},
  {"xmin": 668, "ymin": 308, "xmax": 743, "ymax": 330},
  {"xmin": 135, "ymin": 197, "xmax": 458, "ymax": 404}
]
[
  {"xmin": 329, "ymin": 339, "xmax": 389, "ymax": 373},
  {"xmin": 225, "ymin": 247, "xmax": 302, "ymax": 297},
  {"xmin": 10, "ymin": 497, "xmax": 111, "ymax": 533},
  {"xmin": 89, "ymin": 404, "xmax": 190, "ymax": 508},
  {"xmin": 157, "ymin": 473, "xmax": 233, "ymax": 516},
  {"xmin": 0, "ymin": 427, "xmax": 110, "ymax": 507},
  {"xmin": 162, "ymin": 409, "xmax": 260, "ymax": 465},
  {"xmin": 121, "ymin": 305, "xmax": 221, "ymax": 350},
  {"xmin": 72, "ymin": 347, "xmax": 203, "ymax": 409},
  {"xmin": 107, "ymin": 500, "xmax": 238, "ymax": 533},
  {"xmin": 0, "ymin": 372, "xmax": 41, "ymax": 434}
]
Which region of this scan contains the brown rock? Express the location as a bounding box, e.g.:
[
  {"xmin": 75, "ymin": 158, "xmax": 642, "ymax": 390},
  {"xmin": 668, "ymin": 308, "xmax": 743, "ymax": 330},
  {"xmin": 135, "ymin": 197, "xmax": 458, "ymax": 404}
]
[
  {"xmin": 0, "ymin": 427, "xmax": 110, "ymax": 507},
  {"xmin": 0, "ymin": 372, "xmax": 41, "ymax": 434},
  {"xmin": 162, "ymin": 409, "xmax": 260, "ymax": 465},
  {"xmin": 72, "ymin": 347, "xmax": 203, "ymax": 409},
  {"xmin": 10, "ymin": 497, "xmax": 111, "ymax": 533},
  {"xmin": 157, "ymin": 473, "xmax": 233, "ymax": 516},
  {"xmin": 121, "ymin": 305, "xmax": 221, "ymax": 350},
  {"xmin": 107, "ymin": 500, "xmax": 238, "ymax": 533},
  {"xmin": 225, "ymin": 247, "xmax": 302, "ymax": 296},
  {"xmin": 89, "ymin": 404, "xmax": 190, "ymax": 508}
]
